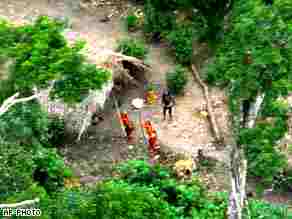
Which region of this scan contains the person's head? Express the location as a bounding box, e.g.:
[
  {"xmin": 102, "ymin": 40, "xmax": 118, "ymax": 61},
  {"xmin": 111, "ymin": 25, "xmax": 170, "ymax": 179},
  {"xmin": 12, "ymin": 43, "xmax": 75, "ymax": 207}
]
[
  {"xmin": 121, "ymin": 111, "xmax": 127, "ymax": 116},
  {"xmin": 145, "ymin": 120, "xmax": 151, "ymax": 126},
  {"xmin": 163, "ymin": 89, "xmax": 170, "ymax": 96}
]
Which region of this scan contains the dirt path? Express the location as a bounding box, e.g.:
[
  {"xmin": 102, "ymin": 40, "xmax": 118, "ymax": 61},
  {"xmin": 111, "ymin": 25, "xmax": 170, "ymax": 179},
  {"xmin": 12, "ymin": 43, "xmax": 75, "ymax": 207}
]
[{"xmin": 0, "ymin": 0, "xmax": 230, "ymax": 185}]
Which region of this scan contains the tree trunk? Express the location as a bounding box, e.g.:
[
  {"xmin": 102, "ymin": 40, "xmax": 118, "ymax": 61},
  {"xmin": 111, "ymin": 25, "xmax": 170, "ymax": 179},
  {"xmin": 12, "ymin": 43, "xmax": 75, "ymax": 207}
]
[
  {"xmin": 246, "ymin": 93, "xmax": 265, "ymax": 129},
  {"xmin": 228, "ymin": 93, "xmax": 265, "ymax": 219}
]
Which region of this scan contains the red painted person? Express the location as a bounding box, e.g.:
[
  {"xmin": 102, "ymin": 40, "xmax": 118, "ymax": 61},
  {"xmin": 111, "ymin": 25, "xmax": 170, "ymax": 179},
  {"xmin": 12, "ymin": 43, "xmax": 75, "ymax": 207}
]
[
  {"xmin": 143, "ymin": 120, "xmax": 160, "ymax": 159},
  {"xmin": 120, "ymin": 111, "xmax": 134, "ymax": 143}
]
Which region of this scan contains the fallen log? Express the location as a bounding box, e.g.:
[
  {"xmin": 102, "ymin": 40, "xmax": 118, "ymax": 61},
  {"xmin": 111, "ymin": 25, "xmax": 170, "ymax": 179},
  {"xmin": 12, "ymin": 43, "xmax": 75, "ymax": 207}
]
[{"xmin": 191, "ymin": 64, "xmax": 223, "ymax": 144}]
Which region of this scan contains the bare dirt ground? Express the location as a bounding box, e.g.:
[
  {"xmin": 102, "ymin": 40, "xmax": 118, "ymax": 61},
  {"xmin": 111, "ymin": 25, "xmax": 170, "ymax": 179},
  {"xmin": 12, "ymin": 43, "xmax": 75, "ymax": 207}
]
[{"xmin": 0, "ymin": 0, "xmax": 230, "ymax": 189}]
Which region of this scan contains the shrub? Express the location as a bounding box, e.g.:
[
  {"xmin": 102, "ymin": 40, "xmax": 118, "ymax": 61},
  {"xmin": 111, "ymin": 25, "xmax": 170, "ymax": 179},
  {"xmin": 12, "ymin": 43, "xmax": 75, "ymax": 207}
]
[
  {"xmin": 33, "ymin": 147, "xmax": 72, "ymax": 193},
  {"xmin": 273, "ymin": 168, "xmax": 292, "ymax": 192},
  {"xmin": 45, "ymin": 189, "xmax": 97, "ymax": 219},
  {"xmin": 166, "ymin": 65, "xmax": 188, "ymax": 95},
  {"xmin": 124, "ymin": 14, "xmax": 139, "ymax": 31},
  {"xmin": 117, "ymin": 38, "xmax": 148, "ymax": 59},
  {"xmin": 0, "ymin": 141, "xmax": 35, "ymax": 201},
  {"xmin": 0, "ymin": 101, "xmax": 50, "ymax": 147},
  {"xmin": 115, "ymin": 160, "xmax": 226, "ymax": 218},
  {"xmin": 115, "ymin": 160, "xmax": 172, "ymax": 185},
  {"xmin": 246, "ymin": 199, "xmax": 291, "ymax": 219},
  {"xmin": 166, "ymin": 25, "xmax": 195, "ymax": 64},
  {"xmin": 143, "ymin": 1, "xmax": 176, "ymax": 35},
  {"xmin": 95, "ymin": 181, "xmax": 176, "ymax": 219},
  {"xmin": 240, "ymin": 121, "xmax": 288, "ymax": 184}
]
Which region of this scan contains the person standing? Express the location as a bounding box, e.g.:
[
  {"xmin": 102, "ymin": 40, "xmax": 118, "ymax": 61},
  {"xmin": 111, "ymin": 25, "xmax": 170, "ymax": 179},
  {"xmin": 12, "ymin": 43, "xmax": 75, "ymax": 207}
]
[
  {"xmin": 143, "ymin": 120, "xmax": 160, "ymax": 161},
  {"xmin": 162, "ymin": 90, "xmax": 175, "ymax": 121},
  {"xmin": 120, "ymin": 111, "xmax": 134, "ymax": 143}
]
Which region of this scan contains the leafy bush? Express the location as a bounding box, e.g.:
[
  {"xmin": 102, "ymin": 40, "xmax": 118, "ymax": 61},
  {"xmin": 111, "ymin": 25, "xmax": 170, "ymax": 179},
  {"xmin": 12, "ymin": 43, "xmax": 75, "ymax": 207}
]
[
  {"xmin": 274, "ymin": 0, "xmax": 292, "ymax": 22},
  {"xmin": 166, "ymin": 65, "xmax": 188, "ymax": 95},
  {"xmin": 143, "ymin": 1, "xmax": 176, "ymax": 35},
  {"xmin": 166, "ymin": 24, "xmax": 195, "ymax": 64},
  {"xmin": 0, "ymin": 141, "xmax": 35, "ymax": 201},
  {"xmin": 44, "ymin": 189, "xmax": 97, "ymax": 219},
  {"xmin": 273, "ymin": 168, "xmax": 292, "ymax": 192},
  {"xmin": 0, "ymin": 101, "xmax": 50, "ymax": 147},
  {"xmin": 117, "ymin": 38, "xmax": 148, "ymax": 59},
  {"xmin": 95, "ymin": 181, "xmax": 176, "ymax": 219},
  {"xmin": 239, "ymin": 119, "xmax": 288, "ymax": 184},
  {"xmin": 206, "ymin": 0, "xmax": 292, "ymax": 98},
  {"xmin": 143, "ymin": 0, "xmax": 231, "ymax": 41},
  {"xmin": 115, "ymin": 160, "xmax": 227, "ymax": 218},
  {"xmin": 4, "ymin": 159, "xmax": 290, "ymax": 219},
  {"xmin": 33, "ymin": 147, "xmax": 72, "ymax": 193},
  {"xmin": 246, "ymin": 199, "xmax": 291, "ymax": 219},
  {"xmin": 124, "ymin": 14, "xmax": 139, "ymax": 31},
  {"xmin": 116, "ymin": 160, "xmax": 172, "ymax": 185}
]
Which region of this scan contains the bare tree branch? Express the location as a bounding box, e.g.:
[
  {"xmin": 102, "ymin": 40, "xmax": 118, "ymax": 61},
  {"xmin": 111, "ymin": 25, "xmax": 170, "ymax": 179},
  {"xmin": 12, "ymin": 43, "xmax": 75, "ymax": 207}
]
[
  {"xmin": 0, "ymin": 93, "xmax": 39, "ymax": 117},
  {"xmin": 0, "ymin": 198, "xmax": 39, "ymax": 208}
]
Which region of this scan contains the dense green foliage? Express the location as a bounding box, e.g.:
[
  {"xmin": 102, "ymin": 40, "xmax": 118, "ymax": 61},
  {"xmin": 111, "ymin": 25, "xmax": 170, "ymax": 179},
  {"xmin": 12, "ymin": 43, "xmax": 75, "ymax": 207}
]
[
  {"xmin": 166, "ymin": 24, "xmax": 195, "ymax": 64},
  {"xmin": 166, "ymin": 65, "xmax": 188, "ymax": 95},
  {"xmin": 14, "ymin": 160, "xmax": 288, "ymax": 219},
  {"xmin": 116, "ymin": 160, "xmax": 228, "ymax": 218},
  {"xmin": 0, "ymin": 16, "xmax": 111, "ymax": 103},
  {"xmin": 95, "ymin": 181, "xmax": 176, "ymax": 219},
  {"xmin": 0, "ymin": 101, "xmax": 49, "ymax": 147},
  {"xmin": 246, "ymin": 199, "xmax": 290, "ymax": 219},
  {"xmin": 124, "ymin": 14, "xmax": 139, "ymax": 31},
  {"xmin": 143, "ymin": 1, "xmax": 176, "ymax": 36},
  {"xmin": 1, "ymin": 1, "xmax": 292, "ymax": 217},
  {"xmin": 142, "ymin": 0, "xmax": 232, "ymax": 54},
  {"xmin": 0, "ymin": 17, "xmax": 93, "ymax": 201},
  {"xmin": 273, "ymin": 167, "xmax": 292, "ymax": 192},
  {"xmin": 0, "ymin": 139, "xmax": 71, "ymax": 200},
  {"xmin": 239, "ymin": 117, "xmax": 288, "ymax": 183},
  {"xmin": 117, "ymin": 38, "xmax": 148, "ymax": 59},
  {"xmin": 0, "ymin": 101, "xmax": 66, "ymax": 148},
  {"xmin": 1, "ymin": 158, "xmax": 291, "ymax": 218},
  {"xmin": 205, "ymin": 0, "xmax": 292, "ymax": 186},
  {"xmin": 33, "ymin": 147, "xmax": 72, "ymax": 193},
  {"xmin": 0, "ymin": 141, "xmax": 35, "ymax": 200}
]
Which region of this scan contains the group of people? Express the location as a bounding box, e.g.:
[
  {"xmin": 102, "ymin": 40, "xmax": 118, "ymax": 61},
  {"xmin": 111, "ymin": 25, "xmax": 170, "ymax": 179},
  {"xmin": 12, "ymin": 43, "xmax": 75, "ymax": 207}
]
[{"xmin": 120, "ymin": 90, "xmax": 175, "ymax": 161}]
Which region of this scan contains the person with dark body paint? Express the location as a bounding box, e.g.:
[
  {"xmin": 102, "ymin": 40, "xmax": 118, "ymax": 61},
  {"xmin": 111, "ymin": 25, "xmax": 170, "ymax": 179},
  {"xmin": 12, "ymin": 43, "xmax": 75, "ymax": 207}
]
[{"xmin": 162, "ymin": 90, "xmax": 175, "ymax": 121}]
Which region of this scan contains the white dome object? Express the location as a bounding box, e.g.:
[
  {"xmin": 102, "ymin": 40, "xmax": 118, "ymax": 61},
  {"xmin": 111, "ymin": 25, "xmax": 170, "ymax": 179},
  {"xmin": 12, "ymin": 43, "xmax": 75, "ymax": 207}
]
[{"xmin": 132, "ymin": 98, "xmax": 144, "ymax": 109}]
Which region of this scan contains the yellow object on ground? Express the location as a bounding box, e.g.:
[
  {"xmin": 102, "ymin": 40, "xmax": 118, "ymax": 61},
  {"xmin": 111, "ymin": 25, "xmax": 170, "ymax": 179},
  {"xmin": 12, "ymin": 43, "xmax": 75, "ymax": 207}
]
[
  {"xmin": 200, "ymin": 111, "xmax": 208, "ymax": 117},
  {"xmin": 146, "ymin": 91, "xmax": 158, "ymax": 104},
  {"xmin": 173, "ymin": 159, "xmax": 195, "ymax": 179},
  {"xmin": 64, "ymin": 178, "xmax": 81, "ymax": 188}
]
